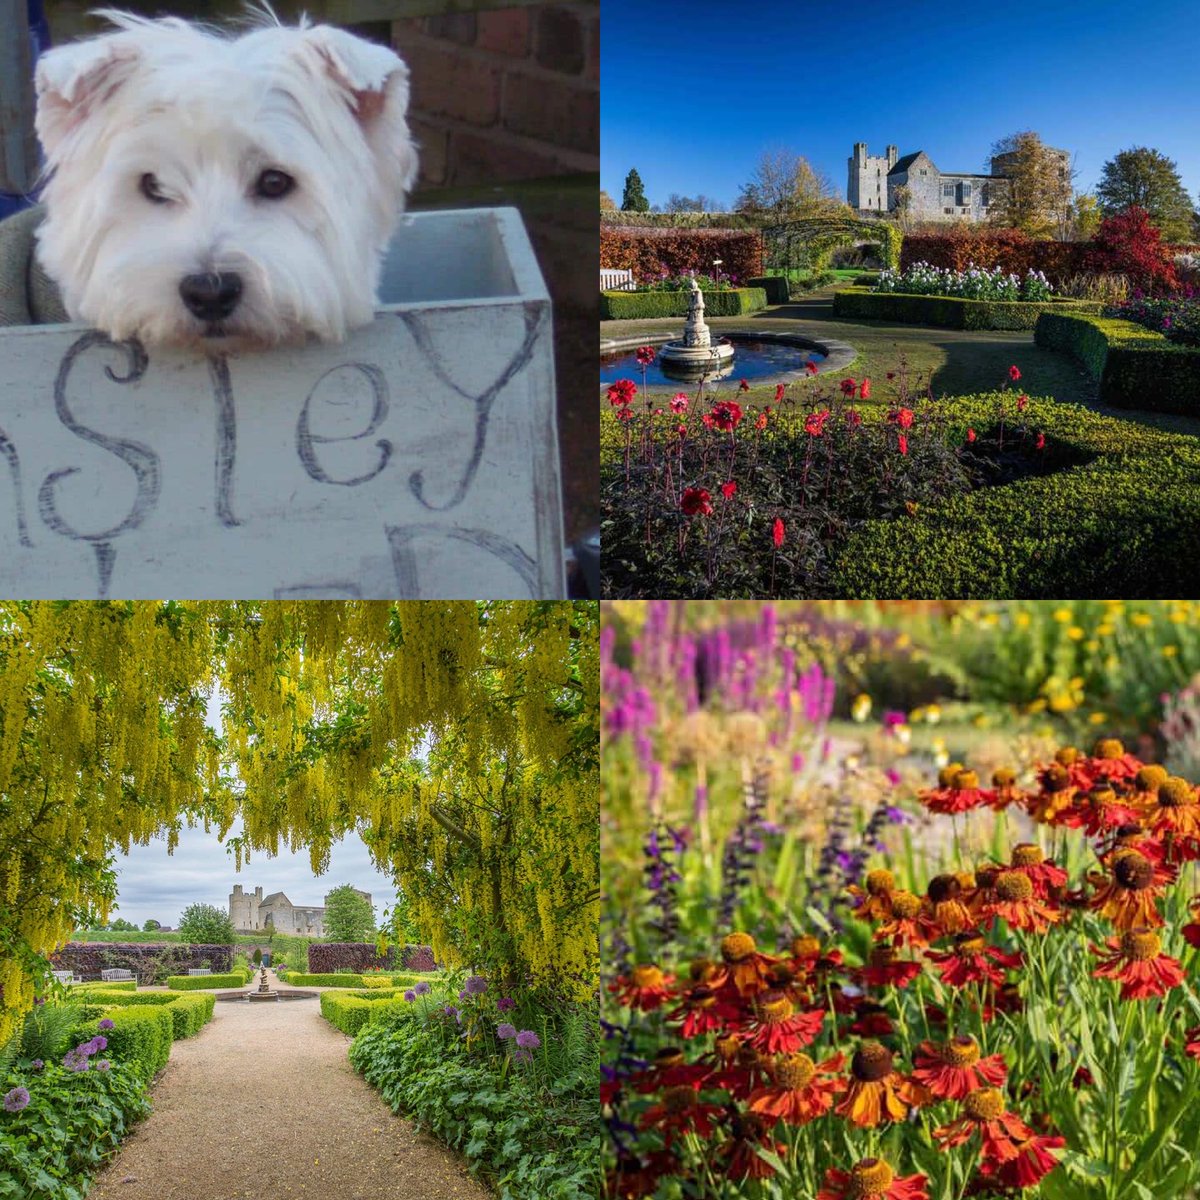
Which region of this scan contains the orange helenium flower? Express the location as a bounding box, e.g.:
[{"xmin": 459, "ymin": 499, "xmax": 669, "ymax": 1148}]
[
  {"xmin": 835, "ymin": 1041, "xmax": 928, "ymax": 1127},
  {"xmin": 1091, "ymin": 929, "xmax": 1185, "ymax": 1000},
  {"xmin": 748, "ymin": 1051, "xmax": 846, "ymax": 1125},
  {"xmin": 608, "ymin": 965, "xmax": 676, "ymax": 1011},
  {"xmin": 874, "ymin": 890, "xmax": 932, "ymax": 948},
  {"xmin": 817, "ymin": 1157, "xmax": 929, "ymax": 1200},
  {"xmin": 715, "ymin": 932, "xmax": 779, "ymax": 998},
  {"xmin": 934, "ymin": 1086, "xmax": 1033, "ymax": 1161},
  {"xmin": 925, "ymin": 932, "xmax": 1023, "ymax": 988},
  {"xmin": 744, "ymin": 990, "xmax": 825, "ymax": 1055},
  {"xmin": 984, "ymin": 870, "xmax": 1062, "ymax": 933},
  {"xmin": 847, "ymin": 868, "xmax": 898, "ymax": 922},
  {"xmin": 912, "ymin": 1035, "xmax": 1008, "ymax": 1100},
  {"xmin": 1007, "ymin": 843, "xmax": 1069, "ymax": 898},
  {"xmin": 922, "ymin": 874, "xmax": 976, "ymax": 936},
  {"xmin": 1088, "ymin": 850, "xmax": 1165, "ymax": 930}
]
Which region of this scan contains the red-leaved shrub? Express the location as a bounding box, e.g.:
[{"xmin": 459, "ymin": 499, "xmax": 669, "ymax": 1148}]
[
  {"xmin": 306, "ymin": 942, "xmax": 435, "ymax": 973},
  {"xmin": 600, "ymin": 227, "xmax": 763, "ymax": 282},
  {"xmin": 1084, "ymin": 208, "xmax": 1179, "ymax": 293}
]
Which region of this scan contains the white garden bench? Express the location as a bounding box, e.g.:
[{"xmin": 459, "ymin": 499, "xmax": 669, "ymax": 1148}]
[
  {"xmin": 52, "ymin": 970, "xmax": 78, "ymax": 986},
  {"xmin": 187, "ymin": 968, "xmax": 212, "ymax": 976},
  {"xmin": 601, "ymin": 268, "xmax": 637, "ymax": 291},
  {"xmin": 100, "ymin": 968, "xmax": 134, "ymax": 982}
]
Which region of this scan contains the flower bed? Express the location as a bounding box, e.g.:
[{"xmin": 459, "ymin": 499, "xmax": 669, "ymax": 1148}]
[
  {"xmin": 601, "ymin": 617, "xmax": 1200, "ymax": 1200},
  {"xmin": 1109, "ymin": 291, "xmax": 1200, "ymax": 346},
  {"xmin": 834, "ymin": 287, "xmax": 1095, "ymax": 331},
  {"xmin": 1034, "ymin": 311, "xmax": 1200, "ymax": 414},
  {"xmin": 600, "ymin": 287, "xmax": 768, "ymax": 321},
  {"xmin": 348, "ymin": 977, "xmax": 598, "ymax": 1200},
  {"xmin": 877, "ymin": 261, "xmax": 1054, "ymax": 301}
]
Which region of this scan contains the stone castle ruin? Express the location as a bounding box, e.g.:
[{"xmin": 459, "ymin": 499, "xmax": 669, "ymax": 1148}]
[
  {"xmin": 848, "ymin": 141, "xmax": 1070, "ymax": 223},
  {"xmin": 229, "ymin": 884, "xmax": 373, "ymax": 937}
]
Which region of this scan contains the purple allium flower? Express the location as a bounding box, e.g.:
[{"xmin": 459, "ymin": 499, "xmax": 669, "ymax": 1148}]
[
  {"xmin": 403, "ymin": 990, "xmax": 416, "ymax": 1002},
  {"xmin": 413, "ymin": 981, "xmax": 431, "ymax": 996},
  {"xmin": 464, "ymin": 976, "xmax": 487, "ymax": 996},
  {"xmin": 496, "ymin": 1023, "xmax": 517, "ymax": 1040},
  {"xmin": 3, "ymin": 1087, "xmax": 30, "ymax": 1113},
  {"xmin": 98, "ymin": 1018, "xmax": 114, "ymax": 1031},
  {"xmin": 496, "ymin": 997, "xmax": 515, "ymax": 1012},
  {"xmin": 443, "ymin": 1005, "xmax": 460, "ymax": 1021},
  {"xmin": 30, "ymin": 1060, "xmax": 43, "ymax": 1071},
  {"xmin": 63, "ymin": 1050, "xmax": 89, "ymax": 1072},
  {"xmin": 97, "ymin": 1060, "xmax": 111, "ymax": 1071},
  {"xmin": 458, "ymin": 990, "xmax": 468, "ymax": 1000},
  {"xmin": 515, "ymin": 1029, "xmax": 541, "ymax": 1050},
  {"xmin": 87, "ymin": 1036, "xmax": 108, "ymax": 1053},
  {"xmin": 512, "ymin": 1047, "xmax": 533, "ymax": 1065}
]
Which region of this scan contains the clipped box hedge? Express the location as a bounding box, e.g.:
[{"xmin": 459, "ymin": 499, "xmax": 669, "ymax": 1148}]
[
  {"xmin": 166, "ymin": 971, "xmax": 245, "ymax": 990},
  {"xmin": 832, "ymin": 287, "xmax": 1099, "ymax": 330},
  {"xmin": 320, "ymin": 991, "xmax": 407, "ymax": 1037},
  {"xmin": 78, "ymin": 1006, "xmax": 173, "ymax": 1080},
  {"xmin": 830, "ymin": 394, "xmax": 1200, "ymax": 598},
  {"xmin": 75, "ymin": 989, "xmax": 216, "ymax": 1038},
  {"xmin": 600, "ymin": 286, "xmax": 768, "ymax": 321},
  {"xmin": 746, "ymin": 275, "xmax": 790, "ymax": 305},
  {"xmin": 1034, "ymin": 311, "xmax": 1200, "ymax": 414},
  {"xmin": 71, "ymin": 979, "xmax": 137, "ymax": 991},
  {"xmin": 284, "ymin": 972, "xmax": 370, "ymax": 987}
]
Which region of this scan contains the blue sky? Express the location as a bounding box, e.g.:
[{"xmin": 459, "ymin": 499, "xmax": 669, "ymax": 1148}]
[{"xmin": 601, "ymin": 0, "xmax": 1200, "ymax": 211}]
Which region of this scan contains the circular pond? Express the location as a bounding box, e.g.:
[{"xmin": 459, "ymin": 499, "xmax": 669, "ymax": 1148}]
[
  {"xmin": 214, "ymin": 989, "xmax": 318, "ymax": 1002},
  {"xmin": 601, "ymin": 339, "xmax": 826, "ymax": 387}
]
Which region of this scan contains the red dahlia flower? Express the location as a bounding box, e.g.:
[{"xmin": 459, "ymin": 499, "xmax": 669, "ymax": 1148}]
[
  {"xmin": 720, "ymin": 480, "xmax": 737, "ymax": 499},
  {"xmin": 1008, "ymin": 365, "xmax": 1021, "ymax": 380},
  {"xmin": 912, "ymin": 1035, "xmax": 1008, "ymax": 1100},
  {"xmin": 898, "ymin": 433, "xmax": 909, "ymax": 455},
  {"xmin": 859, "ymin": 377, "xmax": 872, "ymax": 399},
  {"xmin": 805, "ymin": 408, "xmax": 831, "ymax": 437},
  {"xmin": 738, "ymin": 378, "xmax": 749, "ymax": 391},
  {"xmin": 1035, "ymin": 431, "xmax": 1045, "ymax": 450},
  {"xmin": 709, "ymin": 400, "xmax": 743, "ymax": 430},
  {"xmin": 1091, "ymin": 928, "xmax": 1185, "ymax": 1000},
  {"xmin": 840, "ymin": 377, "xmax": 858, "ymax": 395},
  {"xmin": 817, "ymin": 1158, "xmax": 929, "ymax": 1200},
  {"xmin": 679, "ymin": 487, "xmax": 713, "ymax": 516},
  {"xmin": 669, "ymin": 392, "xmax": 688, "ymax": 413},
  {"xmin": 775, "ymin": 383, "xmax": 786, "ymax": 402},
  {"xmin": 966, "ymin": 428, "xmax": 977, "ymax": 443},
  {"xmin": 805, "ymin": 359, "xmax": 819, "ymax": 376},
  {"xmin": 606, "ymin": 378, "xmax": 637, "ymax": 406},
  {"xmin": 634, "ymin": 345, "xmax": 656, "ymax": 366}
]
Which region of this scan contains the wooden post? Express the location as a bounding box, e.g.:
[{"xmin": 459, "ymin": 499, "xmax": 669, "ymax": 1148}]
[{"xmin": 0, "ymin": 0, "xmax": 39, "ymax": 195}]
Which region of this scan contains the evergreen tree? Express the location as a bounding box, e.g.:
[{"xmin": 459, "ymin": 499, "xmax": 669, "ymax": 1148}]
[
  {"xmin": 1097, "ymin": 147, "xmax": 1195, "ymax": 242},
  {"xmin": 621, "ymin": 168, "xmax": 649, "ymax": 212}
]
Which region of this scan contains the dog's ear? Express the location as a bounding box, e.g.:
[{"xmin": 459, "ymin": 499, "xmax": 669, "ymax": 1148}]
[
  {"xmin": 35, "ymin": 35, "xmax": 141, "ymax": 157},
  {"xmin": 300, "ymin": 27, "xmax": 419, "ymax": 194}
]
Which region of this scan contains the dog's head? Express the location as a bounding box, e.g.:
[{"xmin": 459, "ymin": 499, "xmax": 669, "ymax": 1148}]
[{"xmin": 34, "ymin": 10, "xmax": 418, "ymax": 348}]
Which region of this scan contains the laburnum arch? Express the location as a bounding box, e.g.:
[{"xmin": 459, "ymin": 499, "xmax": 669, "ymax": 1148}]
[
  {"xmin": 763, "ymin": 216, "xmax": 903, "ymax": 272},
  {"xmin": 0, "ymin": 601, "xmax": 598, "ymax": 1042}
]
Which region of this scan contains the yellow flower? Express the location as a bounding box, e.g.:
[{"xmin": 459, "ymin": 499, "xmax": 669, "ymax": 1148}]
[
  {"xmin": 1163, "ymin": 645, "xmax": 1179, "ymax": 658},
  {"xmin": 1088, "ymin": 712, "xmax": 1107, "ymax": 725},
  {"xmin": 1096, "ymin": 624, "xmax": 1114, "ymax": 638},
  {"xmin": 910, "ymin": 706, "xmax": 927, "ymax": 723},
  {"xmin": 926, "ymin": 704, "xmax": 942, "ymax": 724},
  {"xmin": 1027, "ymin": 698, "xmax": 1048, "ymax": 714},
  {"xmin": 1131, "ymin": 613, "xmax": 1153, "ymax": 628},
  {"xmin": 1170, "ymin": 610, "xmax": 1188, "ymax": 624},
  {"xmin": 1053, "ymin": 608, "xmax": 1073, "ymax": 622},
  {"xmin": 972, "ymin": 713, "xmax": 988, "ymax": 727},
  {"xmin": 1085, "ymin": 640, "xmax": 1099, "ymax": 653},
  {"xmin": 1067, "ymin": 626, "xmax": 1085, "ymax": 641},
  {"xmin": 1048, "ymin": 692, "xmax": 1076, "ymax": 713},
  {"xmin": 1014, "ymin": 612, "xmax": 1032, "ymax": 629},
  {"xmin": 852, "ymin": 694, "xmax": 872, "ymax": 722},
  {"xmin": 896, "ymin": 633, "xmax": 911, "ymax": 648}
]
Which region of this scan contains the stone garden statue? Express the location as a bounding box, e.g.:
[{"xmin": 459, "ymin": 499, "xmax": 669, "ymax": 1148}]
[{"xmin": 683, "ymin": 276, "xmax": 711, "ymax": 349}]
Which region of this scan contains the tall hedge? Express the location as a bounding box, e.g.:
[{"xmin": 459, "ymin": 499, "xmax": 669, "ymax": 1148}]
[
  {"xmin": 832, "ymin": 288, "xmax": 1099, "ymax": 330},
  {"xmin": 306, "ymin": 942, "xmax": 436, "ymax": 974},
  {"xmin": 600, "ymin": 227, "xmax": 763, "ymax": 282},
  {"xmin": 600, "ymin": 287, "xmax": 768, "ymax": 321},
  {"xmin": 51, "ymin": 942, "xmax": 233, "ymax": 983}
]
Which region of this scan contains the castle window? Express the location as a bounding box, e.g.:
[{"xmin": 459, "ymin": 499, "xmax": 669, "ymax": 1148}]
[
  {"xmin": 943, "ymin": 183, "xmax": 955, "ymax": 198},
  {"xmin": 944, "ymin": 207, "xmax": 953, "ymax": 214},
  {"xmin": 981, "ymin": 184, "xmax": 990, "ymax": 207},
  {"xmin": 958, "ymin": 182, "xmax": 972, "ymax": 204},
  {"xmin": 919, "ymin": 170, "xmax": 927, "ymax": 176}
]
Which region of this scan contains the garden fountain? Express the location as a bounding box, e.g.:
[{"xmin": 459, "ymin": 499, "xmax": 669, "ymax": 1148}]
[
  {"xmin": 657, "ymin": 277, "xmax": 736, "ymax": 380},
  {"xmin": 247, "ymin": 966, "xmax": 279, "ymax": 1002}
]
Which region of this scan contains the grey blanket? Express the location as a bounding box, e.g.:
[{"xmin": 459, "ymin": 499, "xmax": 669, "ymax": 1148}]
[{"xmin": 0, "ymin": 204, "xmax": 70, "ymax": 326}]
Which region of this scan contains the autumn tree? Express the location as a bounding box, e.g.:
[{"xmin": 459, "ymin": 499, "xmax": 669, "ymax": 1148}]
[
  {"xmin": 988, "ymin": 131, "xmax": 1074, "ymax": 238},
  {"xmin": 621, "ymin": 168, "xmax": 649, "ymax": 212},
  {"xmin": 1068, "ymin": 192, "xmax": 1103, "ymax": 241},
  {"xmin": 599, "ymin": 189, "xmax": 616, "ymax": 211},
  {"xmin": 735, "ymin": 150, "xmax": 843, "ymax": 221},
  {"xmin": 0, "ymin": 601, "xmax": 597, "ymax": 1045},
  {"xmin": 323, "ymin": 885, "xmax": 376, "ymax": 943},
  {"xmin": 1097, "ymin": 146, "xmax": 1195, "ymax": 242}
]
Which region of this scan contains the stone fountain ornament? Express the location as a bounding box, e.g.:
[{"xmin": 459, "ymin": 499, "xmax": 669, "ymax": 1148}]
[
  {"xmin": 657, "ymin": 276, "xmax": 736, "ymax": 380},
  {"xmin": 248, "ymin": 966, "xmax": 279, "ymax": 1002}
]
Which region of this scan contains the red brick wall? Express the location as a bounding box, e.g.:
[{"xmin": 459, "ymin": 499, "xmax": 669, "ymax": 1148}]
[{"xmin": 390, "ymin": 4, "xmax": 599, "ymax": 190}]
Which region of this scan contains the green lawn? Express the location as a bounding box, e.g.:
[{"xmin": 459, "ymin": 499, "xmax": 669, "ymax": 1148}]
[{"xmin": 602, "ymin": 291, "xmax": 1200, "ymax": 438}]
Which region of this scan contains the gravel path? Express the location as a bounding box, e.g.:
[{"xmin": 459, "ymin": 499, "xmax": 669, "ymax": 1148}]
[{"xmin": 88, "ymin": 973, "xmax": 491, "ymax": 1200}]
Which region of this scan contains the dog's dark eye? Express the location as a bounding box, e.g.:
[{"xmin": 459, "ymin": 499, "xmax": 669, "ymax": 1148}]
[
  {"xmin": 255, "ymin": 170, "xmax": 295, "ymax": 200},
  {"xmin": 139, "ymin": 173, "xmax": 170, "ymax": 204}
]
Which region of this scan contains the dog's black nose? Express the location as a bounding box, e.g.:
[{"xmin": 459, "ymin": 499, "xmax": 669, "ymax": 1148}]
[{"xmin": 179, "ymin": 272, "xmax": 242, "ymax": 321}]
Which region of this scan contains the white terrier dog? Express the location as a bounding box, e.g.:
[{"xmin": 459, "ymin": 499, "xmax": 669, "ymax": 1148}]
[{"xmin": 34, "ymin": 9, "xmax": 418, "ymax": 348}]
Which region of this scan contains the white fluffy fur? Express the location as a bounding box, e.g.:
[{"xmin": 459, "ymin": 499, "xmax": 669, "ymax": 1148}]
[{"xmin": 34, "ymin": 9, "xmax": 418, "ymax": 348}]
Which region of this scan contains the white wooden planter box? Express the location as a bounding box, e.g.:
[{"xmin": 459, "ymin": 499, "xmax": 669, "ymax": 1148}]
[{"xmin": 0, "ymin": 207, "xmax": 563, "ymax": 599}]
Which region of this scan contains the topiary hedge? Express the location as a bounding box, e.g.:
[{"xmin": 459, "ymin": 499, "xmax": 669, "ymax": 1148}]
[
  {"xmin": 320, "ymin": 991, "xmax": 406, "ymax": 1036},
  {"xmin": 283, "ymin": 972, "xmax": 369, "ymax": 987},
  {"xmin": 830, "ymin": 393, "xmax": 1200, "ymax": 598},
  {"xmin": 305, "ymin": 942, "xmax": 435, "ymax": 974},
  {"xmin": 74, "ymin": 990, "xmax": 216, "ymax": 1039},
  {"xmin": 79, "ymin": 1007, "xmax": 173, "ymax": 1081},
  {"xmin": 70, "ymin": 979, "xmax": 137, "ymax": 992},
  {"xmin": 600, "ymin": 287, "xmax": 768, "ymax": 321},
  {"xmin": 1034, "ymin": 311, "xmax": 1200, "ymax": 414},
  {"xmin": 165, "ymin": 972, "xmax": 246, "ymax": 990},
  {"xmin": 746, "ymin": 275, "xmax": 790, "ymax": 305},
  {"xmin": 832, "ymin": 287, "xmax": 1099, "ymax": 330},
  {"xmin": 52, "ymin": 942, "xmax": 233, "ymax": 981}
]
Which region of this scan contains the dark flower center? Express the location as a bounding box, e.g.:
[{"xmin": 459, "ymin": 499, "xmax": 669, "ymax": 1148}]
[
  {"xmin": 1113, "ymin": 852, "xmax": 1154, "ymax": 891},
  {"xmin": 1159, "ymin": 778, "xmax": 1195, "ymax": 808},
  {"xmin": 852, "ymin": 1040, "xmax": 894, "ymax": 1082},
  {"xmin": 661, "ymin": 1086, "xmax": 695, "ymax": 1113},
  {"xmin": 928, "ymin": 874, "xmax": 961, "ymax": 904}
]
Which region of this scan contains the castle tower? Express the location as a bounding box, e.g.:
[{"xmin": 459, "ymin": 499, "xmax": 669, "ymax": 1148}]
[{"xmin": 848, "ymin": 141, "xmax": 893, "ymax": 213}]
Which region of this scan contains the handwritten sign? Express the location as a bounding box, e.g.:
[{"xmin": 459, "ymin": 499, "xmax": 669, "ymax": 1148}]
[{"xmin": 0, "ymin": 208, "xmax": 564, "ymax": 599}]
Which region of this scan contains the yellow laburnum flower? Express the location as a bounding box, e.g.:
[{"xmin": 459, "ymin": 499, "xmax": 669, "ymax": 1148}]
[
  {"xmin": 1164, "ymin": 645, "xmax": 1179, "ymax": 658},
  {"xmin": 1067, "ymin": 627, "xmax": 1085, "ymax": 641},
  {"xmin": 1089, "ymin": 712, "xmax": 1108, "ymax": 725},
  {"xmin": 1131, "ymin": 613, "xmax": 1153, "ymax": 628},
  {"xmin": 1014, "ymin": 612, "xmax": 1032, "ymax": 628},
  {"xmin": 1053, "ymin": 608, "xmax": 1073, "ymax": 622}
]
